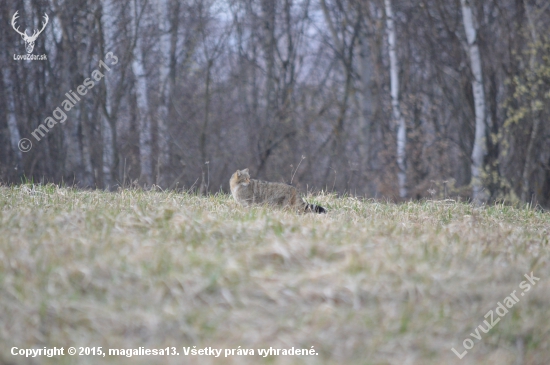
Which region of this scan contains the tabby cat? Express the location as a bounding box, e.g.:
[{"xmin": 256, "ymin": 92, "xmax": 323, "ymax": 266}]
[{"xmin": 230, "ymin": 168, "xmax": 326, "ymax": 213}]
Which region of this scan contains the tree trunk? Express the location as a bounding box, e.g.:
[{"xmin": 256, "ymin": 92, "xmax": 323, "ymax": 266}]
[
  {"xmin": 358, "ymin": 34, "xmax": 373, "ymax": 166},
  {"xmin": 80, "ymin": 104, "xmax": 95, "ymax": 187},
  {"xmin": 96, "ymin": 1, "xmax": 116, "ymax": 190},
  {"xmin": 384, "ymin": 0, "xmax": 407, "ymax": 198},
  {"xmin": 200, "ymin": 59, "xmax": 212, "ymax": 168},
  {"xmin": 257, "ymin": 0, "xmax": 277, "ymax": 177},
  {"xmin": 53, "ymin": 5, "xmax": 85, "ymax": 186},
  {"xmin": 132, "ymin": 4, "xmax": 153, "ymax": 187},
  {"xmin": 520, "ymin": 3, "xmax": 541, "ymax": 204},
  {"xmin": 62, "ymin": 108, "xmax": 85, "ymax": 185},
  {"xmin": 101, "ymin": 116, "xmax": 114, "ymax": 189},
  {"xmin": 460, "ymin": 0, "xmax": 487, "ymax": 203},
  {"xmin": 156, "ymin": 0, "xmax": 176, "ymax": 188},
  {"xmin": 2, "ymin": 68, "xmax": 23, "ymax": 174}
]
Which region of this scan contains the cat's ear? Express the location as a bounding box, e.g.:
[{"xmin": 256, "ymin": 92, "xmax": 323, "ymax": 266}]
[
  {"xmin": 237, "ymin": 170, "xmax": 241, "ymax": 177},
  {"xmin": 243, "ymin": 168, "xmax": 249, "ymax": 174}
]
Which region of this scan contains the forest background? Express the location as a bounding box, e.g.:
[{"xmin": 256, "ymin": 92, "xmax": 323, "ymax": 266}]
[{"xmin": 1, "ymin": 0, "xmax": 549, "ymax": 207}]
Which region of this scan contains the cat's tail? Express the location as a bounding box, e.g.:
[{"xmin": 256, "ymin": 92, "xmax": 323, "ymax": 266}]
[{"xmin": 305, "ymin": 203, "xmax": 327, "ymax": 214}]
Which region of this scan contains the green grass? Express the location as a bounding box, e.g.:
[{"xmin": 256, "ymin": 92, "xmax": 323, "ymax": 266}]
[{"xmin": 0, "ymin": 184, "xmax": 549, "ymax": 365}]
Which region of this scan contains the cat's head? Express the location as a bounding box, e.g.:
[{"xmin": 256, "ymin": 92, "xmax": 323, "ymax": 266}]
[{"xmin": 232, "ymin": 168, "xmax": 250, "ymax": 186}]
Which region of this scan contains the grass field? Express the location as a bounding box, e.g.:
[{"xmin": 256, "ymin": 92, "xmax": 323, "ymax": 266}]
[{"xmin": 0, "ymin": 184, "xmax": 549, "ymax": 365}]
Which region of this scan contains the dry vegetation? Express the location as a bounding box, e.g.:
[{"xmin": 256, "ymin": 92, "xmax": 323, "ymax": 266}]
[{"xmin": 0, "ymin": 184, "xmax": 549, "ymax": 365}]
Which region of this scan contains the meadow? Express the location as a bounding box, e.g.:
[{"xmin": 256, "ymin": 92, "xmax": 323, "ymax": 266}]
[{"xmin": 0, "ymin": 184, "xmax": 549, "ymax": 364}]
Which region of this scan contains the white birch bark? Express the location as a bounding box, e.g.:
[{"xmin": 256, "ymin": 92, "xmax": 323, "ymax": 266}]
[
  {"xmin": 100, "ymin": 0, "xmax": 115, "ymax": 190},
  {"xmin": 384, "ymin": 0, "xmax": 407, "ymax": 198},
  {"xmin": 156, "ymin": 0, "xmax": 173, "ymax": 187},
  {"xmin": 132, "ymin": 6, "xmax": 153, "ymax": 187},
  {"xmin": 460, "ymin": 0, "xmax": 486, "ymax": 202},
  {"xmin": 2, "ymin": 69, "xmax": 23, "ymax": 172}
]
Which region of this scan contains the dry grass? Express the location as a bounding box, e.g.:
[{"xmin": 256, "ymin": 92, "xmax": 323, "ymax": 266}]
[{"xmin": 0, "ymin": 184, "xmax": 549, "ymax": 365}]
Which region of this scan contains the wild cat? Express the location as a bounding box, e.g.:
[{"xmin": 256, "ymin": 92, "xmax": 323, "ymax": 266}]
[{"xmin": 230, "ymin": 168, "xmax": 326, "ymax": 213}]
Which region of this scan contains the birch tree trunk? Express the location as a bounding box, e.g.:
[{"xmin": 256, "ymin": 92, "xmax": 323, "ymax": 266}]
[
  {"xmin": 460, "ymin": 0, "xmax": 487, "ymax": 203},
  {"xmin": 155, "ymin": 0, "xmax": 175, "ymax": 187},
  {"xmin": 132, "ymin": 2, "xmax": 153, "ymax": 187},
  {"xmin": 98, "ymin": 0, "xmax": 115, "ymax": 190},
  {"xmin": 132, "ymin": 52, "xmax": 153, "ymax": 187},
  {"xmin": 384, "ymin": 0, "xmax": 407, "ymax": 198},
  {"xmin": 79, "ymin": 17, "xmax": 96, "ymax": 188}
]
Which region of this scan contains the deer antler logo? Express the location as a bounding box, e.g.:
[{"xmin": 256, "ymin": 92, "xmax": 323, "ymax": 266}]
[{"xmin": 11, "ymin": 11, "xmax": 49, "ymax": 54}]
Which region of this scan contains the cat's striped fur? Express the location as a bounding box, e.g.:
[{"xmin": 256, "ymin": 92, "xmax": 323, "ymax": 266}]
[{"xmin": 230, "ymin": 168, "xmax": 326, "ymax": 213}]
